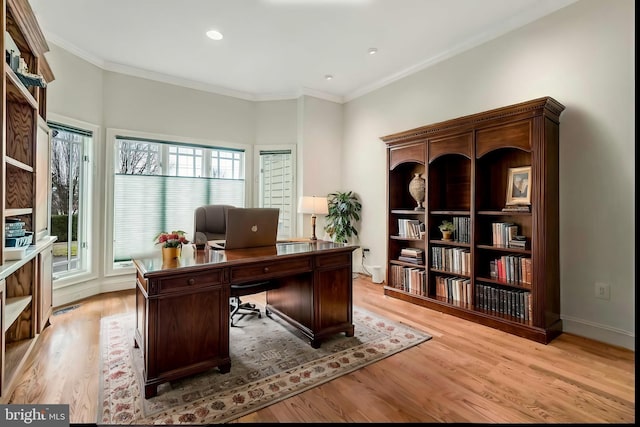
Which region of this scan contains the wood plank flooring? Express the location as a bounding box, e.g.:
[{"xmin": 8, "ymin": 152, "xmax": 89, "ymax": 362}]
[{"xmin": 6, "ymin": 275, "xmax": 635, "ymax": 424}]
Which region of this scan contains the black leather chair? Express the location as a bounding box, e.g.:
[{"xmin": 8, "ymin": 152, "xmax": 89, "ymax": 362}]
[{"xmin": 229, "ymin": 281, "xmax": 277, "ymax": 326}]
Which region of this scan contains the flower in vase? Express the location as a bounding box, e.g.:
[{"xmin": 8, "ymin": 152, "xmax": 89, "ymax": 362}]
[{"xmin": 154, "ymin": 230, "xmax": 189, "ymax": 248}]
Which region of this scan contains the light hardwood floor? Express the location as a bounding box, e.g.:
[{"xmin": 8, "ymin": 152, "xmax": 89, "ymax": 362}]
[{"xmin": 7, "ymin": 275, "xmax": 635, "ymax": 424}]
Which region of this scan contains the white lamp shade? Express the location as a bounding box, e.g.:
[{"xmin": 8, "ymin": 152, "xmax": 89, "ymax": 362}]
[{"xmin": 298, "ymin": 196, "xmax": 329, "ymax": 215}]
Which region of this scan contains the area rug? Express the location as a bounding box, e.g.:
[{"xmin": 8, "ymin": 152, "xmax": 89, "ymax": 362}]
[{"xmin": 98, "ymin": 305, "xmax": 431, "ymax": 424}]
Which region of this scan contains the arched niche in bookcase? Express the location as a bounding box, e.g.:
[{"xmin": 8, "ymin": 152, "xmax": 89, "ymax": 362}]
[
  {"xmin": 426, "ymin": 133, "xmax": 472, "ymax": 306},
  {"xmin": 386, "ymin": 143, "xmax": 427, "ymax": 295}
]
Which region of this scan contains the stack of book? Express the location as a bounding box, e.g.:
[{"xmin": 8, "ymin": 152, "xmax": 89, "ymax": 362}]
[
  {"xmin": 502, "ymin": 204, "xmax": 531, "ymax": 212},
  {"xmin": 398, "ymin": 247, "xmax": 423, "ymax": 264},
  {"xmin": 5, "ymin": 218, "xmax": 32, "ymax": 247},
  {"xmin": 508, "ymin": 235, "xmax": 528, "ymax": 249}
]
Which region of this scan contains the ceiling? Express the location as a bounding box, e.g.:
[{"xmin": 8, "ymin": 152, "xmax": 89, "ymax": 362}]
[{"xmin": 29, "ymin": 0, "xmax": 577, "ymax": 103}]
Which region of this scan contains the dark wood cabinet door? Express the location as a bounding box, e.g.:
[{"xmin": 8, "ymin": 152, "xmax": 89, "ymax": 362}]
[
  {"xmin": 153, "ymin": 286, "xmax": 230, "ymax": 375},
  {"xmin": 314, "ymin": 266, "xmax": 352, "ymax": 331}
]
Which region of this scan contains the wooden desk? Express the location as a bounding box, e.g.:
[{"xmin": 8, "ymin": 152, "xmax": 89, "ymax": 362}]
[{"xmin": 133, "ymin": 241, "xmax": 357, "ymax": 398}]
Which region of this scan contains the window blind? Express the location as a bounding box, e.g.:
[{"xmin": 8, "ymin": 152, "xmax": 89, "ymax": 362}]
[{"xmin": 113, "ymin": 175, "xmax": 244, "ymax": 261}]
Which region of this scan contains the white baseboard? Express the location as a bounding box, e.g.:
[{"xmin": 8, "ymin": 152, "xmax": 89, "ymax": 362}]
[
  {"xmin": 53, "ymin": 273, "xmax": 135, "ymax": 307},
  {"xmin": 561, "ymin": 315, "xmax": 635, "ymax": 351}
]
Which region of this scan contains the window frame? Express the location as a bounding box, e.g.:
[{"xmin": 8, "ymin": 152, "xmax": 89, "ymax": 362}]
[
  {"xmin": 47, "ymin": 113, "xmax": 100, "ymax": 290},
  {"xmin": 254, "ymin": 145, "xmax": 297, "ymax": 239},
  {"xmin": 104, "ymin": 128, "xmax": 253, "ymax": 277}
]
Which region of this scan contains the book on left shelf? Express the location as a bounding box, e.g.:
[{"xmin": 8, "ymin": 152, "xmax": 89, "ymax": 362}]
[
  {"xmin": 398, "ymin": 219, "xmax": 422, "ymax": 238},
  {"xmin": 399, "ymin": 247, "xmax": 424, "ymax": 264}
]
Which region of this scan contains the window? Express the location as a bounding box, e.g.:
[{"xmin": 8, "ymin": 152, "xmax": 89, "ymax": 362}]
[
  {"xmin": 111, "ymin": 135, "xmax": 246, "ymax": 265},
  {"xmin": 257, "ymin": 148, "xmax": 296, "ymax": 239},
  {"xmin": 49, "ymin": 121, "xmax": 92, "ymax": 279}
]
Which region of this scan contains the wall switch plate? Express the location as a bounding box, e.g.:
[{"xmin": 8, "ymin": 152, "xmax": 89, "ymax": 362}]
[{"xmin": 595, "ymin": 282, "xmax": 611, "ymax": 300}]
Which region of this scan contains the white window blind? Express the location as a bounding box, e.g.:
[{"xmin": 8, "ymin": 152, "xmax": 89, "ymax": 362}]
[
  {"xmin": 259, "ymin": 150, "xmax": 293, "ymax": 238},
  {"xmin": 113, "ymin": 137, "xmax": 245, "ymax": 262}
]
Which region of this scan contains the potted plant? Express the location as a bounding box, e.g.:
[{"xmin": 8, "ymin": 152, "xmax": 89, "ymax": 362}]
[
  {"xmin": 438, "ymin": 220, "xmax": 455, "ymax": 241},
  {"xmin": 324, "ymin": 191, "xmax": 362, "ymax": 243},
  {"xmin": 154, "ymin": 230, "xmax": 189, "ymax": 261}
]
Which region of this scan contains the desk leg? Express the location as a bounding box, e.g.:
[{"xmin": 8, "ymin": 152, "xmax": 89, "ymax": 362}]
[
  {"xmin": 145, "ymin": 384, "xmax": 157, "ymax": 399},
  {"xmin": 345, "ymin": 325, "xmax": 355, "ymax": 337},
  {"xmin": 219, "ymin": 363, "xmax": 231, "ymax": 374}
]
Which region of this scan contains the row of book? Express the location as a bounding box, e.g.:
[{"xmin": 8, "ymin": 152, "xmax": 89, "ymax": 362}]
[
  {"xmin": 392, "ymin": 271, "xmax": 532, "ymax": 321},
  {"xmin": 397, "ymin": 219, "xmax": 424, "ymax": 239},
  {"xmin": 397, "ymin": 218, "xmax": 529, "ymax": 249},
  {"xmin": 431, "ymin": 246, "xmax": 471, "ymax": 275},
  {"xmin": 389, "ymin": 264, "xmax": 426, "ymax": 296},
  {"xmin": 491, "ymin": 222, "xmax": 528, "ymax": 248},
  {"xmin": 435, "ymin": 276, "xmax": 471, "ymax": 305},
  {"xmin": 398, "ymin": 247, "xmax": 424, "ymax": 264},
  {"xmin": 448, "ymin": 216, "xmax": 471, "ymax": 243},
  {"xmin": 489, "ymin": 255, "xmax": 532, "ymax": 285},
  {"xmin": 476, "ymin": 283, "xmax": 532, "ymax": 321}
]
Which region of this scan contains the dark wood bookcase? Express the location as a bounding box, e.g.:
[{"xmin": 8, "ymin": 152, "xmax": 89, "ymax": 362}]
[{"xmin": 381, "ymin": 97, "xmax": 565, "ymax": 343}]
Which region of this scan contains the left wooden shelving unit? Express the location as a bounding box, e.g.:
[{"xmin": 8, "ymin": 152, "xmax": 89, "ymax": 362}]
[{"xmin": 1, "ymin": 0, "xmax": 56, "ymax": 401}]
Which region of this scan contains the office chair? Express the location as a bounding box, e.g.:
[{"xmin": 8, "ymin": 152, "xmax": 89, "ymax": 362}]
[
  {"xmin": 194, "ymin": 204, "xmax": 274, "ymax": 326},
  {"xmin": 193, "ymin": 204, "xmax": 235, "ymax": 248},
  {"xmin": 229, "ymin": 280, "xmax": 277, "ymax": 326}
]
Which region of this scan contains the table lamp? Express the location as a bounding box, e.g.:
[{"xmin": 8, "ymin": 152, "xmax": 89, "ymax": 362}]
[{"xmin": 298, "ymin": 196, "xmax": 329, "ymax": 240}]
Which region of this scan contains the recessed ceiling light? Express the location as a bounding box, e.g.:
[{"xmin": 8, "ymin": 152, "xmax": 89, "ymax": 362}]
[
  {"xmin": 206, "ymin": 30, "xmax": 223, "ymax": 40},
  {"xmin": 368, "ymin": 48, "xmax": 378, "ymax": 55},
  {"xmin": 325, "ymin": 74, "xmax": 333, "ymax": 80}
]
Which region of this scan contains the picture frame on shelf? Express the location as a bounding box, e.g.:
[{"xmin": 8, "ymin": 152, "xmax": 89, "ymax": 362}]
[{"xmin": 505, "ymin": 166, "xmax": 531, "ymax": 206}]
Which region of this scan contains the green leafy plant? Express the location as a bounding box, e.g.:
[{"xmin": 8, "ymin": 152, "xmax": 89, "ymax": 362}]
[
  {"xmin": 324, "ymin": 191, "xmax": 362, "ymax": 243},
  {"xmin": 439, "ymin": 220, "xmax": 455, "ymax": 232}
]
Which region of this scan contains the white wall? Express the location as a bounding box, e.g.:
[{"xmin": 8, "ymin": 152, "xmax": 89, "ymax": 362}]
[
  {"xmin": 296, "ymin": 96, "xmax": 343, "ymax": 238},
  {"xmin": 102, "ymin": 72, "xmax": 255, "ymax": 143},
  {"xmin": 46, "ymin": 44, "xmax": 103, "ymax": 125},
  {"xmin": 343, "ymin": 0, "xmax": 635, "ymax": 349},
  {"xmin": 254, "ymin": 100, "xmax": 297, "ymax": 145}
]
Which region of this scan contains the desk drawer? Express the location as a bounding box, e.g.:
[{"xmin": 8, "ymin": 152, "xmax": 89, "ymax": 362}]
[
  {"xmin": 154, "ymin": 269, "xmax": 225, "ymax": 295},
  {"xmin": 315, "ymin": 252, "xmax": 351, "ymax": 268},
  {"xmin": 230, "ymin": 257, "xmax": 312, "ymax": 282}
]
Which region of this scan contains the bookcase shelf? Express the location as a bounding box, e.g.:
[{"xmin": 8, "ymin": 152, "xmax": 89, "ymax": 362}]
[
  {"xmin": 1, "ymin": 0, "xmax": 56, "ymax": 401},
  {"xmin": 429, "ymin": 240, "xmax": 471, "ymax": 247},
  {"xmin": 476, "ymin": 244, "xmax": 531, "ymax": 254},
  {"xmin": 5, "ymin": 68, "xmax": 38, "ymax": 108},
  {"xmin": 4, "ymin": 296, "xmax": 32, "ymax": 332},
  {"xmin": 381, "ymin": 97, "xmax": 564, "ymax": 344}
]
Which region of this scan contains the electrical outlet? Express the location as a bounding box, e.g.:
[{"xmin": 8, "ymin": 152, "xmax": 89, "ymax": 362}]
[
  {"xmin": 595, "ymin": 282, "xmax": 611, "ymax": 300},
  {"xmin": 363, "ymin": 248, "xmax": 370, "ymax": 253}
]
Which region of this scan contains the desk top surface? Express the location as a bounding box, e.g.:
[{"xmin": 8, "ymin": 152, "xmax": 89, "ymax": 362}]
[{"xmin": 133, "ymin": 240, "xmax": 358, "ymax": 277}]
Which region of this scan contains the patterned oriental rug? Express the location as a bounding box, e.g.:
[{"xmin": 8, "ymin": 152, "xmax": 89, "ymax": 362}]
[{"xmin": 99, "ymin": 305, "xmax": 431, "ymax": 424}]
